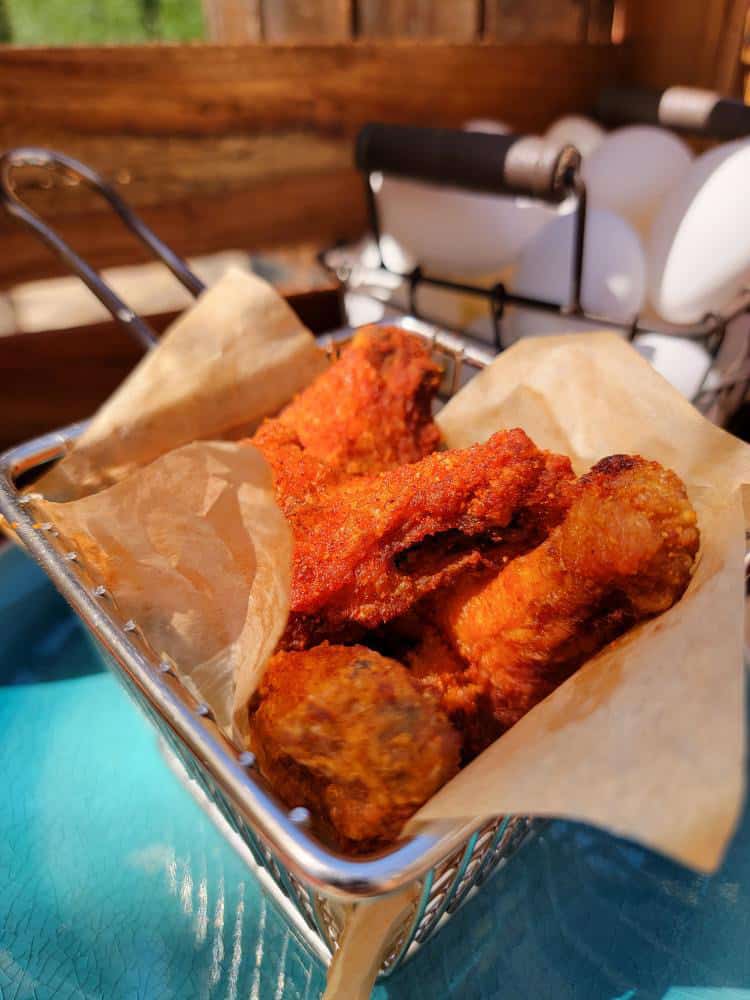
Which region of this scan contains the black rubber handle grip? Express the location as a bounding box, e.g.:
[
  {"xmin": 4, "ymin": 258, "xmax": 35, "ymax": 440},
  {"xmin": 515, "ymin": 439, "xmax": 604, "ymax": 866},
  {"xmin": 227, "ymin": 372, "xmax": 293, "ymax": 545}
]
[
  {"xmin": 356, "ymin": 123, "xmax": 580, "ymax": 203},
  {"xmin": 597, "ymin": 86, "xmax": 750, "ymax": 140}
]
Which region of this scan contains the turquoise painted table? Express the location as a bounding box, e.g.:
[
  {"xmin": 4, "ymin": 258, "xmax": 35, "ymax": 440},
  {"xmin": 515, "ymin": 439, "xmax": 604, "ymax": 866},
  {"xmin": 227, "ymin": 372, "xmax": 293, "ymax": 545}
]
[{"xmin": 2, "ymin": 542, "xmax": 749, "ymax": 1000}]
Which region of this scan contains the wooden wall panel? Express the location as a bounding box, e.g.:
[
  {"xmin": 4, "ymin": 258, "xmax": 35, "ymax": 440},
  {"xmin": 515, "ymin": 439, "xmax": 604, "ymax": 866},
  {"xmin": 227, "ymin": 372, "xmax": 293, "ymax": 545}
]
[
  {"xmin": 202, "ymin": 0, "xmax": 262, "ymax": 42},
  {"xmin": 626, "ymin": 0, "xmax": 746, "ymax": 91},
  {"xmin": 0, "ymin": 44, "xmax": 626, "ymax": 136},
  {"xmin": 357, "ymin": 0, "xmax": 478, "ymax": 40},
  {"xmin": 484, "ymin": 0, "xmax": 585, "ymax": 42},
  {"xmin": 714, "ymin": 0, "xmax": 748, "ymax": 95},
  {"xmin": 0, "ymin": 169, "xmax": 365, "ymax": 288},
  {"xmin": 263, "ymin": 1, "xmax": 352, "ymax": 41},
  {"xmin": 586, "ymin": 0, "xmax": 615, "ymax": 42},
  {"xmin": 0, "ymin": 42, "xmax": 628, "ymax": 289}
]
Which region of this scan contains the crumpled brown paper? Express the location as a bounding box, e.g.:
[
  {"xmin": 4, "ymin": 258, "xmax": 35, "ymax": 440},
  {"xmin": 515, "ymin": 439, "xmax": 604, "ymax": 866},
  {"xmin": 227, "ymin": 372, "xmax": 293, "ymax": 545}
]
[
  {"xmin": 38, "ymin": 440, "xmax": 292, "ymax": 741},
  {"xmin": 38, "ymin": 268, "xmax": 326, "ymax": 501},
  {"xmin": 29, "ymin": 269, "xmax": 323, "ymax": 739},
  {"xmin": 420, "ymin": 332, "xmax": 748, "ymax": 870}
]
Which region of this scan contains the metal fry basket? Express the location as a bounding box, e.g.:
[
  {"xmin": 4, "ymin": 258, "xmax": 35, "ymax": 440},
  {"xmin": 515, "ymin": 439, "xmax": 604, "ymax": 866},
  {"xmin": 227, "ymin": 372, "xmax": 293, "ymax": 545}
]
[{"xmin": 0, "ymin": 147, "xmax": 543, "ymax": 977}]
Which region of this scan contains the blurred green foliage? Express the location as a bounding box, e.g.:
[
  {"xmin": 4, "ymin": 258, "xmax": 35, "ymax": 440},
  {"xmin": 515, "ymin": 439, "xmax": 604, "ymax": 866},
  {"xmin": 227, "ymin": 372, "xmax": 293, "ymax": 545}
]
[{"xmin": 2, "ymin": 0, "xmax": 205, "ymax": 45}]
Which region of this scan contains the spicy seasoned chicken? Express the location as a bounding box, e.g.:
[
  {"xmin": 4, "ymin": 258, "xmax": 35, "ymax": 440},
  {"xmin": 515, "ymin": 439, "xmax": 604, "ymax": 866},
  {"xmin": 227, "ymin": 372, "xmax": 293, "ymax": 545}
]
[
  {"xmin": 251, "ymin": 326, "xmax": 443, "ymax": 510},
  {"xmin": 413, "ymin": 455, "xmax": 700, "ymax": 754},
  {"xmin": 281, "ymin": 429, "xmax": 575, "ymax": 649},
  {"xmin": 249, "ymin": 644, "xmax": 460, "ymax": 850}
]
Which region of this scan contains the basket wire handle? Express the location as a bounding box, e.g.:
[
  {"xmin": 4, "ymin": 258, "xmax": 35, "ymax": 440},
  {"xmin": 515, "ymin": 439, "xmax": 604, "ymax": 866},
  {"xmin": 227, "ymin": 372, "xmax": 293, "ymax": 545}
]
[{"xmin": 0, "ymin": 147, "xmax": 205, "ymax": 351}]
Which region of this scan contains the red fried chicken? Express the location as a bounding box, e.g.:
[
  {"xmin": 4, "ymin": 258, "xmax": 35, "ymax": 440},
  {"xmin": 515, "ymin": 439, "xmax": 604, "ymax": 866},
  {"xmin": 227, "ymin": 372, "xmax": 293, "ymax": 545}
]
[
  {"xmin": 280, "ymin": 429, "xmax": 575, "ymax": 649},
  {"xmin": 251, "ymin": 326, "xmax": 443, "ymax": 513}
]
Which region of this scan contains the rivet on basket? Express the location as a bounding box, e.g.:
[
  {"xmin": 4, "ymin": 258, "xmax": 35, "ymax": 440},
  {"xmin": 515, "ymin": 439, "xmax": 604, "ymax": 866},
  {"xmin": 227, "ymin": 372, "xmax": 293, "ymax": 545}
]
[
  {"xmin": 93, "ymin": 585, "xmax": 108, "ymax": 598},
  {"xmin": 123, "ymin": 619, "xmax": 137, "ymax": 632},
  {"xmin": 195, "ymin": 702, "xmax": 212, "ymax": 718},
  {"xmin": 157, "ymin": 660, "xmax": 172, "ymax": 674},
  {"xmin": 64, "ymin": 551, "xmax": 78, "ymax": 562},
  {"xmin": 238, "ymin": 750, "xmax": 256, "ymax": 768},
  {"xmin": 288, "ymin": 807, "xmax": 311, "ymax": 826}
]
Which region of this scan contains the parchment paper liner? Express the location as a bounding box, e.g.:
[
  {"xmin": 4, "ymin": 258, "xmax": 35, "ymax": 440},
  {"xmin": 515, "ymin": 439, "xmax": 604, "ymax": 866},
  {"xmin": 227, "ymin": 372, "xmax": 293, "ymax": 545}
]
[
  {"xmin": 40, "ymin": 440, "xmax": 291, "ymax": 740},
  {"xmin": 37, "ymin": 268, "xmax": 326, "ymax": 501}
]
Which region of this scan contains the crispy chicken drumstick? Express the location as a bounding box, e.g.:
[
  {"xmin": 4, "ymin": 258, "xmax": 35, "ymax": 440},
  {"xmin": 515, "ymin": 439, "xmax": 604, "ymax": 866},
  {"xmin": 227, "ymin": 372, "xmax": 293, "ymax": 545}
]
[{"xmin": 412, "ymin": 455, "xmax": 700, "ymax": 756}]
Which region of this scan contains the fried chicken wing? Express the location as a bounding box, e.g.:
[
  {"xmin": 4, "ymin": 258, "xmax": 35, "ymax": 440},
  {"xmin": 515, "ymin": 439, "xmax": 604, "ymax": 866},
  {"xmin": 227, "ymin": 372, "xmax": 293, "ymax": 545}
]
[
  {"xmin": 249, "ymin": 644, "xmax": 460, "ymax": 850},
  {"xmin": 281, "ymin": 429, "xmax": 575, "ymax": 648},
  {"xmin": 251, "ymin": 326, "xmax": 443, "ymax": 509},
  {"xmin": 412, "ymin": 455, "xmax": 699, "ymax": 754}
]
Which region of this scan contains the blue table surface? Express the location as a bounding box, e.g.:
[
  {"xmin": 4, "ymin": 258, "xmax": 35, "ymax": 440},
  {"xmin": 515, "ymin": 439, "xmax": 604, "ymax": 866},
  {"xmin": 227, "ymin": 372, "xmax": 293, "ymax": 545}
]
[{"xmin": 2, "ymin": 543, "xmax": 750, "ymax": 1000}]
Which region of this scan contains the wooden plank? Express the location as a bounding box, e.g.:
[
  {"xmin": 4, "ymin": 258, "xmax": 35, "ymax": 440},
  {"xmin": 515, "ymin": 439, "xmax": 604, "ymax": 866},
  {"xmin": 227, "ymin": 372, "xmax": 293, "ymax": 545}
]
[
  {"xmin": 0, "ymin": 168, "xmax": 365, "ymax": 288},
  {"xmin": 0, "ymin": 43, "xmax": 628, "ymax": 286},
  {"xmin": 0, "ymin": 131, "xmax": 353, "ymax": 219},
  {"xmin": 202, "ymin": 0, "xmax": 263, "ymax": 42},
  {"xmin": 0, "ymin": 43, "xmax": 627, "ymax": 135},
  {"xmin": 484, "ymin": 0, "xmax": 585, "ymax": 41},
  {"xmin": 586, "ymin": 0, "xmax": 615, "ymax": 43},
  {"xmin": 357, "ymin": 0, "xmax": 478, "ymax": 40},
  {"xmin": 0, "ymin": 285, "xmax": 342, "ymax": 453},
  {"xmin": 714, "ymin": 0, "xmax": 747, "ymax": 95},
  {"xmin": 263, "ymin": 0, "xmax": 351, "ymax": 40},
  {"xmin": 626, "ymin": 0, "xmax": 744, "ymax": 91}
]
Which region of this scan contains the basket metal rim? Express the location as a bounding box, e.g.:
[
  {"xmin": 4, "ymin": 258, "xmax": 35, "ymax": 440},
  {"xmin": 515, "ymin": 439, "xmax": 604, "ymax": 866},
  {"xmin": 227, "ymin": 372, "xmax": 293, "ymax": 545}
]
[{"xmin": 0, "ymin": 322, "xmax": 506, "ymax": 902}]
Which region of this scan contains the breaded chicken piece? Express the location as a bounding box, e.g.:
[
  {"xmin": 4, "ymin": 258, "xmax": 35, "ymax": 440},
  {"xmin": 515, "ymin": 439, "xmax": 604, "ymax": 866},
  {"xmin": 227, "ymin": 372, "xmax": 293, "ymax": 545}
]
[
  {"xmin": 281, "ymin": 429, "xmax": 574, "ymax": 649},
  {"xmin": 249, "ymin": 418, "xmax": 339, "ymax": 516},
  {"xmin": 414, "ymin": 455, "xmax": 699, "ymax": 751},
  {"xmin": 249, "ymin": 644, "xmax": 460, "ymax": 850},
  {"xmin": 406, "ymin": 622, "xmax": 496, "ymax": 762},
  {"xmin": 251, "ymin": 326, "xmax": 443, "ymax": 504}
]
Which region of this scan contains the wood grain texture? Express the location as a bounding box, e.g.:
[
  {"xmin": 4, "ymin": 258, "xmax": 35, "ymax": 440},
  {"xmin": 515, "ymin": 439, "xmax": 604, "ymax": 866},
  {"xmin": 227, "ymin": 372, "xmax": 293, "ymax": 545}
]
[
  {"xmin": 263, "ymin": 0, "xmax": 352, "ymax": 40},
  {"xmin": 627, "ymin": 0, "xmax": 744, "ymax": 91},
  {"xmin": 484, "ymin": 0, "xmax": 586, "ymax": 41},
  {"xmin": 3, "ymin": 132, "xmax": 352, "ymax": 218},
  {"xmin": 202, "ymin": 0, "xmax": 262, "ymax": 41},
  {"xmin": 0, "ymin": 168, "xmax": 366, "ymax": 287},
  {"xmin": 743, "ymin": 5, "xmax": 750, "ymax": 100},
  {"xmin": 0, "ymin": 286, "xmax": 342, "ymax": 453},
  {"xmin": 713, "ymin": 0, "xmax": 747, "ymax": 95},
  {"xmin": 586, "ymin": 0, "xmax": 615, "ymax": 42},
  {"xmin": 0, "ymin": 43, "xmax": 627, "ymax": 287},
  {"xmin": 357, "ymin": 0, "xmax": 478, "ymax": 39},
  {"xmin": 0, "ymin": 43, "xmax": 626, "ymax": 135}
]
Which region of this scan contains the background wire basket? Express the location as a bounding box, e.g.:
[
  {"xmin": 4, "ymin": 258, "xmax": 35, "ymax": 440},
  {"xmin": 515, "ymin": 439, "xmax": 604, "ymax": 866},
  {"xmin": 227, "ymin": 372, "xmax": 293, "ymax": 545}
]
[{"xmin": 321, "ymin": 91, "xmax": 750, "ymax": 428}]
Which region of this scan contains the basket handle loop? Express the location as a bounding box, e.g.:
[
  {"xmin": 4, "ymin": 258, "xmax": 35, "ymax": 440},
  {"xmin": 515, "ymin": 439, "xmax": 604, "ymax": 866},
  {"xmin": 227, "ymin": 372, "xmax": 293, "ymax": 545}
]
[{"xmin": 0, "ymin": 147, "xmax": 205, "ymax": 351}]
